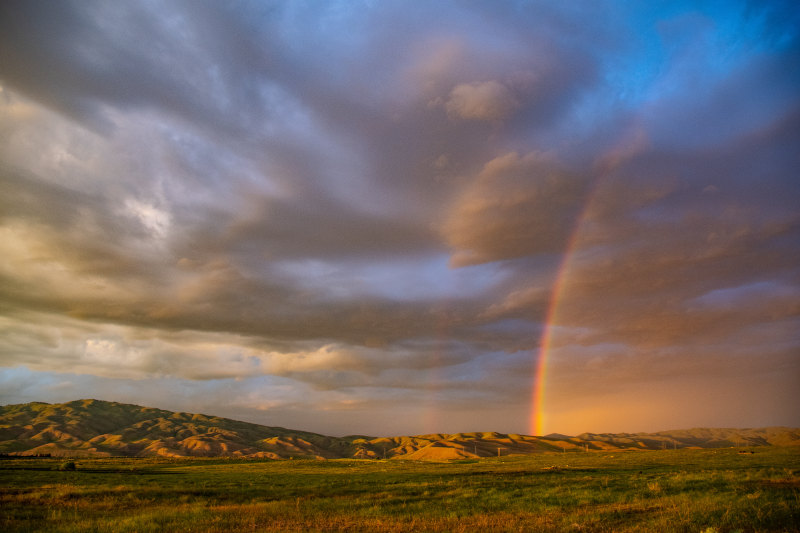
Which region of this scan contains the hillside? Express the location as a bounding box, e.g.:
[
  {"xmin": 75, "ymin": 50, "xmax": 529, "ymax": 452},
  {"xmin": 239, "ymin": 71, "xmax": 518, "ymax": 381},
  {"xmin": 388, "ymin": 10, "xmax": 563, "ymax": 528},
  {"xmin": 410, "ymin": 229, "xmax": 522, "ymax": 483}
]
[
  {"xmin": 1, "ymin": 400, "xmax": 798, "ymax": 459},
  {"xmin": 0, "ymin": 399, "xmax": 352, "ymax": 459}
]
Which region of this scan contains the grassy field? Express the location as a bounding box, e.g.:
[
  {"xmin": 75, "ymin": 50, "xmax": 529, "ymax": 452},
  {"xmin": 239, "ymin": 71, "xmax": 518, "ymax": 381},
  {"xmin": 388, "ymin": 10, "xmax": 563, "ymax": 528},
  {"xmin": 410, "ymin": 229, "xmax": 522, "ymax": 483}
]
[{"xmin": 1, "ymin": 447, "xmax": 798, "ymax": 532}]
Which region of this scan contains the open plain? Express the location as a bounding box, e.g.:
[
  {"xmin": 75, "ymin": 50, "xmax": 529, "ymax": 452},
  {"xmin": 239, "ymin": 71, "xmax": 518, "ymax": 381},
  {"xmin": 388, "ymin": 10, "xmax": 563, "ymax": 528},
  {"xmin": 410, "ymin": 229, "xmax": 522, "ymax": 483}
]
[{"xmin": 2, "ymin": 446, "xmax": 798, "ymax": 532}]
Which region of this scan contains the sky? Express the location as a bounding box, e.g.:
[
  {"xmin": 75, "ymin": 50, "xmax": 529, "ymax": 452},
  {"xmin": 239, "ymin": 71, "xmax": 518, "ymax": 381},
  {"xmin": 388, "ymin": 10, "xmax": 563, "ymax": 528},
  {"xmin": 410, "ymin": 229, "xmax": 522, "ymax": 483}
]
[{"xmin": 0, "ymin": 0, "xmax": 798, "ymax": 437}]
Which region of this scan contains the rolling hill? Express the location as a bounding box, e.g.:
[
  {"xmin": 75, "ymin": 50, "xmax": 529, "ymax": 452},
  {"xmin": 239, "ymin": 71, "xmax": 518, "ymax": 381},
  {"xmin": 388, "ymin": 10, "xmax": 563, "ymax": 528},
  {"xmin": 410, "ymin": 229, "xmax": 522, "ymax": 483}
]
[
  {"xmin": 0, "ymin": 399, "xmax": 351, "ymax": 459},
  {"xmin": 1, "ymin": 399, "xmax": 797, "ymax": 459}
]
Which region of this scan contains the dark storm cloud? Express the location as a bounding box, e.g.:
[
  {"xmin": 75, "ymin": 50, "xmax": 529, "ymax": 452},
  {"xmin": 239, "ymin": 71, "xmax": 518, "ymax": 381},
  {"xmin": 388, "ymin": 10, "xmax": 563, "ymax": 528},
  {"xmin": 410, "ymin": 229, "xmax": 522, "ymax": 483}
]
[
  {"xmin": 442, "ymin": 151, "xmax": 591, "ymax": 266},
  {"xmin": 0, "ymin": 0, "xmax": 798, "ymax": 435},
  {"xmin": 555, "ymin": 109, "xmax": 800, "ymax": 348},
  {"xmin": 0, "ymin": 0, "xmax": 294, "ymax": 136}
]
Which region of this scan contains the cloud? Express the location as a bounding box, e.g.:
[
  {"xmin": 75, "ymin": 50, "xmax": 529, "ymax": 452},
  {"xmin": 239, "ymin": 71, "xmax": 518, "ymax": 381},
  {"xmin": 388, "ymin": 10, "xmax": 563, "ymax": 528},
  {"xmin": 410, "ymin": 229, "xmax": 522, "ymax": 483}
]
[
  {"xmin": 445, "ymin": 80, "xmax": 519, "ymax": 122},
  {"xmin": 0, "ymin": 0, "xmax": 798, "ymax": 436},
  {"xmin": 443, "ymin": 152, "xmax": 589, "ymax": 266},
  {"xmin": 690, "ymin": 281, "xmax": 800, "ymax": 312}
]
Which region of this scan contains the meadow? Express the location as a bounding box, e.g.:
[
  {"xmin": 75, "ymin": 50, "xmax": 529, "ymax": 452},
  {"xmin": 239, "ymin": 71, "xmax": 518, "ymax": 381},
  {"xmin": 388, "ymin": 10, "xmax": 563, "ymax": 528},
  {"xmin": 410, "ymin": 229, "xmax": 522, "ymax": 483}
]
[{"xmin": 1, "ymin": 447, "xmax": 798, "ymax": 532}]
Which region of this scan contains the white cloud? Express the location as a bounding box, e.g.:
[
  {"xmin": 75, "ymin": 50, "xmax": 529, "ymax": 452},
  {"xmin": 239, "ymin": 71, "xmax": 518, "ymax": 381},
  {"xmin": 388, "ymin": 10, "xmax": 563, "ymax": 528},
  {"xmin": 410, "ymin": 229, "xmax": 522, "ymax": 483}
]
[{"xmin": 124, "ymin": 198, "xmax": 171, "ymax": 240}]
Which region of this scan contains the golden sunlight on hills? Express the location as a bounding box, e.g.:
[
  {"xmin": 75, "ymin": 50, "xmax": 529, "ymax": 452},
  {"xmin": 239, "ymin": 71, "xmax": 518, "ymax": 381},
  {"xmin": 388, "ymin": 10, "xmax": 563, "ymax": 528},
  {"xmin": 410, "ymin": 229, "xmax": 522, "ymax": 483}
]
[{"xmin": 1, "ymin": 400, "xmax": 797, "ymax": 459}]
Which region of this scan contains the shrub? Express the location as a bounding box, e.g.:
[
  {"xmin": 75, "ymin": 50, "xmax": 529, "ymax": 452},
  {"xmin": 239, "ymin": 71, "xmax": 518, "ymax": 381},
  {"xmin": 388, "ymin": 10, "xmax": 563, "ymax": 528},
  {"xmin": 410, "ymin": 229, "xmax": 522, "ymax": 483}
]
[{"xmin": 58, "ymin": 460, "xmax": 76, "ymax": 471}]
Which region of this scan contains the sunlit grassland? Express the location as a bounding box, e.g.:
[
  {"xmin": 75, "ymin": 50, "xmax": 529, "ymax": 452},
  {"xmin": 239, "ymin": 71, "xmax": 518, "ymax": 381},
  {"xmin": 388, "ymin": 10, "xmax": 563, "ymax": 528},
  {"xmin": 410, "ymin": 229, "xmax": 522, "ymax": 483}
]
[{"xmin": 2, "ymin": 447, "xmax": 798, "ymax": 532}]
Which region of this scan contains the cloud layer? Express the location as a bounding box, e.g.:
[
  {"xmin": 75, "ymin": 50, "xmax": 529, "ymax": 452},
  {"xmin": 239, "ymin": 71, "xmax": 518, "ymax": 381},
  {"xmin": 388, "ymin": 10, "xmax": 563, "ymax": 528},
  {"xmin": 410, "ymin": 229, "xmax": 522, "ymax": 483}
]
[{"xmin": 1, "ymin": 0, "xmax": 798, "ymax": 435}]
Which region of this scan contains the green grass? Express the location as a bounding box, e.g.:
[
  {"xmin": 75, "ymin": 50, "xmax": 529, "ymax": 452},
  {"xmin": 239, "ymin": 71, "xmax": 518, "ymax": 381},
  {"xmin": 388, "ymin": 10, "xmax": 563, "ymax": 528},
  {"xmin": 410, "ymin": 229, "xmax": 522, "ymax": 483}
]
[{"xmin": 2, "ymin": 447, "xmax": 798, "ymax": 532}]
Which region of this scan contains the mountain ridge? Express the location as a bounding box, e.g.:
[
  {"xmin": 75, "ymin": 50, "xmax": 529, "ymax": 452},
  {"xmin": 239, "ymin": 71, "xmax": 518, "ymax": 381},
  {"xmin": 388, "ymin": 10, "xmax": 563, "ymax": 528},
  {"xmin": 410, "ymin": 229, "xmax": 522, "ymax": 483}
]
[{"xmin": 2, "ymin": 399, "xmax": 798, "ymax": 459}]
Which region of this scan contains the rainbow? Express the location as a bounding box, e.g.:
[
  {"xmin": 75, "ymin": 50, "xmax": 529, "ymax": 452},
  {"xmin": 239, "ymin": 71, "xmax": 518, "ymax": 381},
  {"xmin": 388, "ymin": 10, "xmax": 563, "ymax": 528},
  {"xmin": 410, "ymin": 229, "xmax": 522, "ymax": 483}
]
[
  {"xmin": 528, "ymin": 224, "xmax": 582, "ymax": 436},
  {"xmin": 528, "ymin": 177, "xmax": 607, "ymax": 436},
  {"xmin": 528, "ymin": 139, "xmax": 636, "ymax": 436}
]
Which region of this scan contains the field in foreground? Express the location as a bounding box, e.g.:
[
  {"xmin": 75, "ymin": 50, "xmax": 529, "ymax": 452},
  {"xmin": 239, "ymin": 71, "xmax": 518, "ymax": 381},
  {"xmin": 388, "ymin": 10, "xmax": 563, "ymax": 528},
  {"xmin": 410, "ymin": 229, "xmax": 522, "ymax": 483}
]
[{"xmin": 2, "ymin": 447, "xmax": 798, "ymax": 532}]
